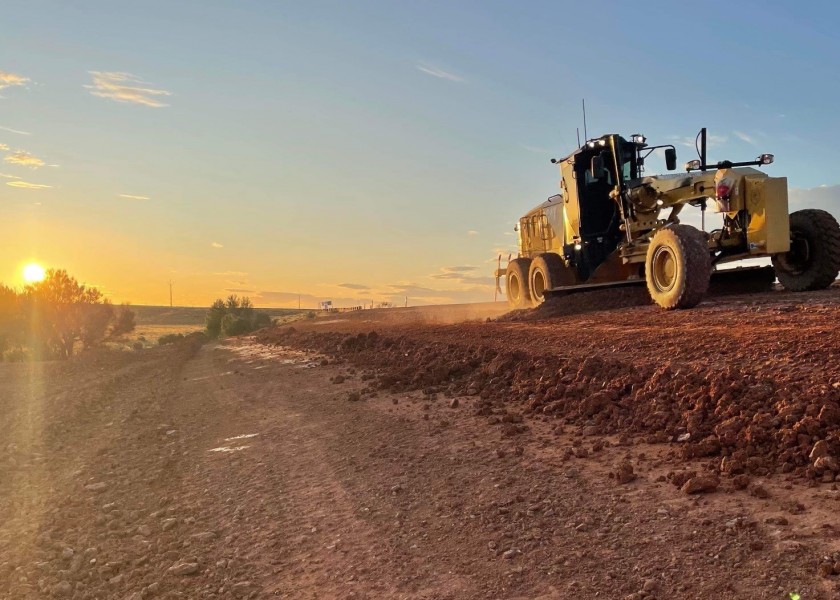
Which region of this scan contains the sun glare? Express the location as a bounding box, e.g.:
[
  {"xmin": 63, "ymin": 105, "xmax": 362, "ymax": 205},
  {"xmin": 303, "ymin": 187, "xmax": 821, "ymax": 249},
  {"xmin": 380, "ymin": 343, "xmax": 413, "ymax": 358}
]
[{"xmin": 23, "ymin": 262, "xmax": 46, "ymax": 284}]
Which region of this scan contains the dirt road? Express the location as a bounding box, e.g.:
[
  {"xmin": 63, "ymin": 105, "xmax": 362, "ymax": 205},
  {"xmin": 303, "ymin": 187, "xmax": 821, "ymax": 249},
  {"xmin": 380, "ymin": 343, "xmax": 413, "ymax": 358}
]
[{"xmin": 1, "ymin": 289, "xmax": 839, "ymax": 599}]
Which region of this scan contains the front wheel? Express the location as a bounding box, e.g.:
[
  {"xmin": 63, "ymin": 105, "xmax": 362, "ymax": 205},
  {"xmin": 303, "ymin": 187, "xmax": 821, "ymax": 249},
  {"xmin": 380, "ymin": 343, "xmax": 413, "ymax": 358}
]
[
  {"xmin": 772, "ymin": 209, "xmax": 840, "ymax": 291},
  {"xmin": 505, "ymin": 258, "xmax": 533, "ymax": 309},
  {"xmin": 645, "ymin": 224, "xmax": 711, "ymax": 309},
  {"xmin": 528, "ymin": 253, "xmax": 567, "ymax": 305}
]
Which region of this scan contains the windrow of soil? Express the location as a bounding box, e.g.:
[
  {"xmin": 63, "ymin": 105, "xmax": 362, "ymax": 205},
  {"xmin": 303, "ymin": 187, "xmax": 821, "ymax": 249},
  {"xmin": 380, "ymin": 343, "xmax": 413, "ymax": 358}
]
[{"xmin": 256, "ymin": 325, "xmax": 840, "ymax": 483}]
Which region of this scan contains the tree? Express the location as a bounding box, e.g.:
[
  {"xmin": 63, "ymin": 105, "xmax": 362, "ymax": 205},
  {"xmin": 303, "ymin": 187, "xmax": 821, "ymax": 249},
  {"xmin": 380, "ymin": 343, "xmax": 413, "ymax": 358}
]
[
  {"xmin": 221, "ymin": 313, "xmax": 251, "ymax": 336},
  {"xmin": 80, "ymin": 302, "xmax": 115, "ymax": 349},
  {"xmin": 21, "ymin": 269, "xmax": 113, "ymax": 359},
  {"xmin": 205, "ymin": 299, "xmax": 227, "ymax": 338},
  {"xmin": 205, "ymin": 295, "xmax": 269, "ymax": 338},
  {"xmin": 110, "ymin": 304, "xmax": 136, "ymax": 337},
  {"xmin": 0, "ymin": 284, "xmax": 22, "ymax": 357}
]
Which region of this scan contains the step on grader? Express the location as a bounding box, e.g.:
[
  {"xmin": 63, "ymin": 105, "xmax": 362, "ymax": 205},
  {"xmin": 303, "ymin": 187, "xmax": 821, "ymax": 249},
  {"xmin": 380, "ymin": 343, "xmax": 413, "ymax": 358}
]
[{"xmin": 496, "ymin": 128, "xmax": 840, "ymax": 309}]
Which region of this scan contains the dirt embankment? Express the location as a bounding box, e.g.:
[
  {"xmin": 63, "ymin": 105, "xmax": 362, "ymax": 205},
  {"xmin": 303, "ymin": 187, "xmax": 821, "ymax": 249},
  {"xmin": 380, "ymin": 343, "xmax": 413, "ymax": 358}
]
[{"xmin": 258, "ymin": 287, "xmax": 840, "ymax": 484}]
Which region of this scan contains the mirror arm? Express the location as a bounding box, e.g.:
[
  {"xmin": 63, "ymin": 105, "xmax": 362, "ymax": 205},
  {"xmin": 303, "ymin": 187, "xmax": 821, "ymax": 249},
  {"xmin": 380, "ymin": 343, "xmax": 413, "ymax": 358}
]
[{"xmin": 639, "ymin": 144, "xmax": 676, "ymax": 160}]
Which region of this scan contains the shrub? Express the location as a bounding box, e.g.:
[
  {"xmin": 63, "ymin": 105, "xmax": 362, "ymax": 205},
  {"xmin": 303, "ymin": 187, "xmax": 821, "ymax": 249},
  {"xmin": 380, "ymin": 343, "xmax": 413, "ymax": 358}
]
[
  {"xmin": 111, "ymin": 304, "xmax": 136, "ymax": 337},
  {"xmin": 221, "ymin": 313, "xmax": 251, "ymax": 336},
  {"xmin": 253, "ymin": 312, "xmax": 272, "ymax": 329},
  {"xmin": 205, "ymin": 296, "xmax": 271, "ymax": 338},
  {"xmin": 158, "ymin": 333, "xmax": 185, "ymax": 345},
  {"xmin": 205, "ymin": 299, "xmax": 227, "ymax": 338},
  {"xmin": 3, "ymin": 347, "xmax": 29, "ymax": 362}
]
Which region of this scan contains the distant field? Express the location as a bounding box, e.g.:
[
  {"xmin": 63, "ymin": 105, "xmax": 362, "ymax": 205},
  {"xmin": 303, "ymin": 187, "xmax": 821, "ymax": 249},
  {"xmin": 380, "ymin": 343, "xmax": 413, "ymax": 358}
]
[
  {"xmin": 132, "ymin": 305, "xmax": 308, "ymax": 326},
  {"xmin": 115, "ymin": 305, "xmax": 309, "ymax": 349}
]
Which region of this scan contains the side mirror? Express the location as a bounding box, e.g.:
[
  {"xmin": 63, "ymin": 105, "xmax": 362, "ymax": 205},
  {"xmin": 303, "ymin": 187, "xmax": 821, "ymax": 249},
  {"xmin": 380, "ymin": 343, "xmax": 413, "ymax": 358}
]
[
  {"xmin": 665, "ymin": 148, "xmax": 677, "ymax": 171},
  {"xmin": 591, "ymin": 155, "xmax": 606, "ymax": 180}
]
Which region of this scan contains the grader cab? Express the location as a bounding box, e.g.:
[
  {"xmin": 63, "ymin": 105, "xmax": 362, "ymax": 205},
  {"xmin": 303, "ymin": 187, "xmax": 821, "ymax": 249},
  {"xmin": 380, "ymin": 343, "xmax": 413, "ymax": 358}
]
[{"xmin": 498, "ymin": 128, "xmax": 840, "ymax": 309}]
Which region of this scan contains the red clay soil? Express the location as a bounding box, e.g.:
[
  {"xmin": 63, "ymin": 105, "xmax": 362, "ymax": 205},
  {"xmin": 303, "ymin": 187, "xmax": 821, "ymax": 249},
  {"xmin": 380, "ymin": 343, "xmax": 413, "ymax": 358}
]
[
  {"xmin": 258, "ymin": 285, "xmax": 840, "ymax": 483},
  {"xmin": 3, "ymin": 292, "xmax": 840, "ymax": 599}
]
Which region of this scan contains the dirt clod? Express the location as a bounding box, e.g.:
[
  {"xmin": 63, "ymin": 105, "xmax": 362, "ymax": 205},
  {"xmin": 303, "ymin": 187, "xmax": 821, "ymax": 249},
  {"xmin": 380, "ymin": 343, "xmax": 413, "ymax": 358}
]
[{"xmin": 681, "ymin": 476, "xmax": 720, "ymax": 495}]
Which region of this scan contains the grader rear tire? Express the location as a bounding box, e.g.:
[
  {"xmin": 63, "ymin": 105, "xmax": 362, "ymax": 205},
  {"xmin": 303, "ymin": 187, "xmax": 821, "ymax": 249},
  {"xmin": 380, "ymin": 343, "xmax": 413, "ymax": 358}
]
[
  {"xmin": 772, "ymin": 209, "xmax": 840, "ymax": 291},
  {"xmin": 528, "ymin": 253, "xmax": 567, "ymax": 305},
  {"xmin": 505, "ymin": 258, "xmax": 533, "ymax": 309},
  {"xmin": 645, "ymin": 224, "xmax": 711, "ymax": 309}
]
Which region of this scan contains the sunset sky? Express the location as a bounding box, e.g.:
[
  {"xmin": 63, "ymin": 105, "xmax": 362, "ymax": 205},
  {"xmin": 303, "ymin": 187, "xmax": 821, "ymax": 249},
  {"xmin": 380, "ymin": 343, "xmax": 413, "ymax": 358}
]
[{"xmin": 4, "ymin": 0, "xmax": 840, "ymax": 307}]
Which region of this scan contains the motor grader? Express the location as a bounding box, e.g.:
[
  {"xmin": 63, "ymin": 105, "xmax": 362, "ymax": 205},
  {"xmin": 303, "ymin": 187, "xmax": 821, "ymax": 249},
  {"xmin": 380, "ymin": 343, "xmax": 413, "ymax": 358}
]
[{"xmin": 496, "ymin": 128, "xmax": 840, "ymax": 309}]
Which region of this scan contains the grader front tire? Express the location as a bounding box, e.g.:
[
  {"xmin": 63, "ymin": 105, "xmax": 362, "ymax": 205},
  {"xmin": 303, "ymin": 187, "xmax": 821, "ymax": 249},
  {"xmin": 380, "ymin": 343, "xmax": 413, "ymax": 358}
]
[
  {"xmin": 772, "ymin": 209, "xmax": 840, "ymax": 292},
  {"xmin": 645, "ymin": 225, "xmax": 712, "ymax": 309}
]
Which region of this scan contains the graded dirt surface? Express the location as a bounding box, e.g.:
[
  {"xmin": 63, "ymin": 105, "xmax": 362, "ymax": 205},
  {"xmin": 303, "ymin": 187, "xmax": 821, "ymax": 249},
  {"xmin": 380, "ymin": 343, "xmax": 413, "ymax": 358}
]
[{"xmin": 1, "ymin": 287, "xmax": 839, "ymax": 600}]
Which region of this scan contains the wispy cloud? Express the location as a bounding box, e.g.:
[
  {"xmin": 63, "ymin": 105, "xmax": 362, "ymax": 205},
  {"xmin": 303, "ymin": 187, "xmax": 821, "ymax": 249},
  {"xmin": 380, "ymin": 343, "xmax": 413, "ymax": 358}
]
[
  {"xmin": 0, "ymin": 144, "xmax": 7, "ymax": 151},
  {"xmin": 0, "ymin": 125, "xmax": 31, "ymax": 135},
  {"xmin": 0, "ymin": 172, "xmax": 20, "ymax": 179},
  {"xmin": 214, "ymin": 271, "xmax": 247, "ymax": 277},
  {"xmin": 86, "ymin": 71, "xmax": 172, "ymax": 107},
  {"xmin": 337, "ymin": 283, "xmax": 370, "ymax": 290},
  {"xmin": 671, "ymin": 134, "xmax": 727, "ymax": 149},
  {"xmin": 519, "ymin": 144, "xmax": 552, "ymax": 154},
  {"xmin": 7, "ymin": 180, "xmax": 51, "ymax": 189},
  {"xmin": 733, "ymin": 130, "xmax": 755, "ymax": 145},
  {"xmin": 225, "ymin": 288, "xmax": 255, "ymax": 294},
  {"xmin": 429, "ymin": 266, "xmax": 495, "ymax": 286},
  {"xmin": 4, "ymin": 150, "xmax": 45, "ymax": 168},
  {"xmin": 416, "ymin": 62, "xmax": 464, "ymax": 83},
  {"xmin": 211, "ymin": 241, "xmax": 224, "ymax": 248},
  {"xmin": 0, "ymin": 71, "xmax": 29, "ymax": 92},
  {"xmin": 467, "ymin": 230, "xmax": 479, "ymax": 236},
  {"xmin": 119, "ymin": 193, "xmax": 150, "ymax": 200}
]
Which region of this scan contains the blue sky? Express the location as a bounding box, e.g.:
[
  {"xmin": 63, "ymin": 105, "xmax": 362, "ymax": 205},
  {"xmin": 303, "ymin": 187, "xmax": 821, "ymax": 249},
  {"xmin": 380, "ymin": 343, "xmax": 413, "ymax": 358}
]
[{"xmin": 3, "ymin": 0, "xmax": 840, "ymax": 306}]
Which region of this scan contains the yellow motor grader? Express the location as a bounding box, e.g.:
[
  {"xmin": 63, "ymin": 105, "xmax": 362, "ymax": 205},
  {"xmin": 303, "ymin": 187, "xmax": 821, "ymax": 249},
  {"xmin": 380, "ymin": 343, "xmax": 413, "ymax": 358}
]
[{"xmin": 496, "ymin": 128, "xmax": 840, "ymax": 309}]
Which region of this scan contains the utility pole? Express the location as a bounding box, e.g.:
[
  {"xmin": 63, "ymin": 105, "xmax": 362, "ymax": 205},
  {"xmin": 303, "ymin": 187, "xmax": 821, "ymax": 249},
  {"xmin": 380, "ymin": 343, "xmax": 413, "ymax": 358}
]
[{"xmin": 169, "ymin": 280, "xmax": 173, "ymax": 307}]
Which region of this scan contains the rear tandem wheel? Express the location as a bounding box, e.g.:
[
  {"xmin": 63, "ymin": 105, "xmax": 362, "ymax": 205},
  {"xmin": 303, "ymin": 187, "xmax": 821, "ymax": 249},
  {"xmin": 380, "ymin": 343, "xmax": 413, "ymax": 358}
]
[{"xmin": 505, "ymin": 258, "xmax": 533, "ymax": 309}]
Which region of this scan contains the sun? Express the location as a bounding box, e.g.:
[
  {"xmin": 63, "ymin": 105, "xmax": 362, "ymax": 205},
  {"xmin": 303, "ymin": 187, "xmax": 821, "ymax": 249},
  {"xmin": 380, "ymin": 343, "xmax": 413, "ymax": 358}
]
[{"xmin": 22, "ymin": 263, "xmax": 46, "ymax": 284}]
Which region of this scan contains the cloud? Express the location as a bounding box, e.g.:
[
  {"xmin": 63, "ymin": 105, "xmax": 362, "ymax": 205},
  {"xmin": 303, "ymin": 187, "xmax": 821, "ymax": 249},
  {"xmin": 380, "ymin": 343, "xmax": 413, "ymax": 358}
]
[
  {"xmin": 733, "ymin": 130, "xmax": 755, "ymax": 145},
  {"xmin": 789, "ymin": 184, "xmax": 840, "ymax": 213},
  {"xmin": 430, "ymin": 266, "xmax": 495, "ymax": 286},
  {"xmin": 4, "ymin": 150, "xmax": 45, "ymax": 168},
  {"xmin": 0, "ymin": 125, "xmax": 31, "ymax": 135},
  {"xmin": 119, "ymin": 193, "xmax": 150, "ymax": 200},
  {"xmin": 337, "ymin": 283, "xmax": 370, "ymax": 290},
  {"xmin": 467, "ymin": 230, "xmax": 480, "ymax": 236},
  {"xmin": 85, "ymin": 71, "xmax": 172, "ymax": 107},
  {"xmin": 224, "ymin": 288, "xmax": 255, "ymax": 294},
  {"xmin": 0, "ymin": 172, "xmax": 20, "ymax": 179},
  {"xmin": 671, "ymin": 134, "xmax": 727, "ymax": 149},
  {"xmin": 519, "ymin": 144, "xmax": 552, "ymax": 154},
  {"xmin": 416, "ymin": 62, "xmax": 464, "ymax": 83},
  {"xmin": 6, "ymin": 180, "xmax": 51, "ymax": 189},
  {"xmin": 214, "ymin": 271, "xmax": 248, "ymax": 277},
  {"xmin": 0, "ymin": 71, "xmax": 29, "ymax": 92},
  {"xmin": 0, "ymin": 144, "xmax": 7, "ymax": 151},
  {"xmin": 210, "ymin": 241, "xmax": 224, "ymax": 248}
]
